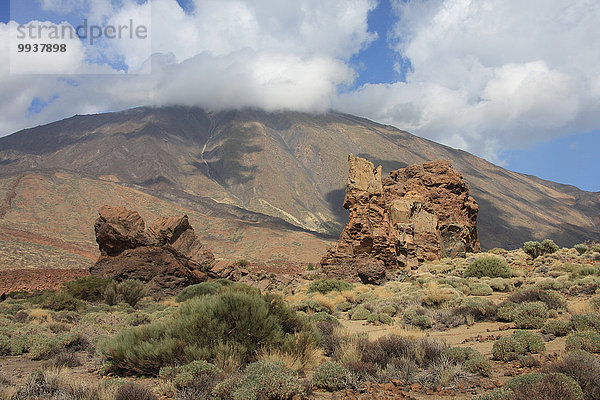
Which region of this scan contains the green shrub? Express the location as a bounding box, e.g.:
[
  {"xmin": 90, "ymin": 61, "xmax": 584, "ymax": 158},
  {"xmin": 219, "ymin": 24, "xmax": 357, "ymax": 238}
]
[
  {"xmin": 173, "ymin": 360, "xmax": 222, "ymax": 389},
  {"xmin": 101, "ymin": 287, "xmax": 309, "ymax": 375},
  {"xmin": 489, "ymin": 278, "xmax": 514, "ymax": 292},
  {"xmin": 524, "ymin": 240, "xmax": 559, "ymax": 259},
  {"xmin": 492, "ymin": 331, "xmax": 545, "ymax": 361},
  {"xmin": 118, "ymin": 280, "xmax": 145, "ymax": 307},
  {"xmin": 104, "ymin": 282, "xmax": 119, "ymax": 306},
  {"xmin": 464, "ymin": 256, "xmax": 511, "ymax": 278},
  {"xmin": 507, "ymin": 373, "xmax": 584, "ymax": 400},
  {"xmin": 442, "ymin": 346, "xmax": 478, "ymax": 363},
  {"xmin": 497, "ymin": 302, "xmax": 518, "ymax": 322},
  {"xmin": 542, "ymin": 320, "xmax": 572, "ymax": 337},
  {"xmin": 0, "ymin": 335, "xmax": 10, "ymax": 356},
  {"xmin": 464, "ymin": 355, "xmax": 493, "ymax": 377},
  {"xmin": 546, "ymin": 350, "xmax": 600, "ymax": 400},
  {"xmin": 313, "ymin": 361, "xmax": 349, "ymax": 391},
  {"xmin": 379, "ymin": 313, "xmax": 394, "ymax": 325},
  {"xmin": 445, "ymin": 347, "xmax": 492, "ymax": 377},
  {"xmin": 176, "ymin": 281, "xmax": 233, "ymax": 303},
  {"xmin": 508, "ymin": 288, "xmax": 566, "ymax": 310},
  {"xmin": 379, "ymin": 305, "xmax": 397, "ymax": 316},
  {"xmin": 452, "ymin": 297, "xmax": 497, "ymax": 322},
  {"xmin": 307, "ymin": 279, "xmax": 353, "ymax": 295},
  {"xmin": 513, "ymin": 330, "xmax": 545, "ymax": 353},
  {"xmin": 565, "ymin": 331, "xmax": 600, "ymax": 353},
  {"xmin": 524, "ymin": 241, "xmax": 543, "ymax": 259},
  {"xmin": 42, "ymin": 292, "xmax": 79, "ymax": 311},
  {"xmin": 350, "ymin": 306, "xmax": 371, "ymax": 321},
  {"xmin": 589, "ymin": 295, "xmax": 600, "ymax": 311},
  {"xmin": 570, "ymin": 313, "xmax": 600, "ymax": 332},
  {"xmin": 469, "ymin": 282, "xmax": 493, "ymax": 296},
  {"xmin": 310, "ymin": 311, "xmax": 337, "ymax": 323},
  {"xmin": 492, "ymin": 336, "xmax": 526, "ymax": 361},
  {"xmin": 115, "ymin": 382, "xmax": 157, "ymax": 400},
  {"xmin": 214, "ymin": 360, "xmax": 304, "ymax": 400},
  {"xmin": 574, "ymin": 244, "xmax": 589, "ymax": 255},
  {"xmin": 336, "ymin": 301, "xmax": 353, "ymax": 312},
  {"xmin": 513, "ymin": 302, "xmax": 548, "ymax": 329},
  {"xmin": 403, "ymin": 307, "xmax": 432, "ymax": 329},
  {"xmin": 62, "ymin": 276, "xmax": 112, "ymax": 302}
]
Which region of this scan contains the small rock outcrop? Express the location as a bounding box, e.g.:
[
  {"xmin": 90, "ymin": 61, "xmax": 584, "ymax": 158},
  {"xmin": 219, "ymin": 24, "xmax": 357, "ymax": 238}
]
[
  {"xmin": 90, "ymin": 205, "xmax": 215, "ymax": 295},
  {"xmin": 321, "ymin": 155, "xmax": 480, "ymax": 281}
]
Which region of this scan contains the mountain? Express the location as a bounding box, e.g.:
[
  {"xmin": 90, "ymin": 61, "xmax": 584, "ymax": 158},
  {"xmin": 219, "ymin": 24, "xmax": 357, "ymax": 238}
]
[{"xmin": 0, "ymin": 106, "xmax": 598, "ymax": 268}]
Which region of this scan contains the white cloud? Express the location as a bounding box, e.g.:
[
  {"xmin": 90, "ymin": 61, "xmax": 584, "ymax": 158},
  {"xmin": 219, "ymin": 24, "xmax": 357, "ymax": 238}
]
[
  {"xmin": 336, "ymin": 0, "xmax": 600, "ymax": 162},
  {"xmin": 2, "ymin": 0, "xmax": 600, "ymax": 168},
  {"xmin": 0, "ymin": 0, "xmax": 374, "ymax": 136}
]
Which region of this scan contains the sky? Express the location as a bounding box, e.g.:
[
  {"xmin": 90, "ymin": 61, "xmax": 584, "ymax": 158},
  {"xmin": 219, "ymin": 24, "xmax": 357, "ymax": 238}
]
[{"xmin": 0, "ymin": 0, "xmax": 598, "ymax": 192}]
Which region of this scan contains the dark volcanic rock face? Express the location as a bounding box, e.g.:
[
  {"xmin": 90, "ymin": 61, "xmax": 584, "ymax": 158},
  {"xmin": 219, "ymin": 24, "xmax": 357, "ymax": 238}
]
[
  {"xmin": 90, "ymin": 205, "xmax": 215, "ymax": 295},
  {"xmin": 321, "ymin": 156, "xmax": 480, "ymax": 281}
]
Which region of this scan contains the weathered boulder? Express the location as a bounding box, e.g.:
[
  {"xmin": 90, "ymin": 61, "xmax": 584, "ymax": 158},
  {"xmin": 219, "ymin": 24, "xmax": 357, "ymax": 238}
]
[
  {"xmin": 90, "ymin": 206, "xmax": 215, "ymax": 295},
  {"xmin": 321, "ymin": 155, "xmax": 480, "ymax": 280}
]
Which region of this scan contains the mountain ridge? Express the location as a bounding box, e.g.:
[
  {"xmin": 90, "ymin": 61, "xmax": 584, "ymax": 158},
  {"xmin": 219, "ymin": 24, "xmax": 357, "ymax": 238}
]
[{"xmin": 0, "ymin": 106, "xmax": 598, "ymax": 268}]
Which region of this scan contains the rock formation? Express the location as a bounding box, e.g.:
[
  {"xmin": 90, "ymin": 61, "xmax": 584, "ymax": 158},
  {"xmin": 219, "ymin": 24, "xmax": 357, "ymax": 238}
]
[
  {"xmin": 90, "ymin": 205, "xmax": 215, "ymax": 295},
  {"xmin": 321, "ymin": 155, "xmax": 480, "ymax": 282}
]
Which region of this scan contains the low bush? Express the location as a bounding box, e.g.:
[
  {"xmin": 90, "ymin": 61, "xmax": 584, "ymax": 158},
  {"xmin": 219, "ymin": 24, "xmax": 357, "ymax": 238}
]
[
  {"xmin": 415, "ymin": 357, "xmax": 471, "ymax": 389},
  {"xmin": 489, "ymin": 278, "xmax": 514, "ymax": 292},
  {"xmin": 565, "ymin": 331, "xmax": 600, "ymax": 353},
  {"xmin": 469, "ymin": 282, "xmax": 493, "ymax": 296},
  {"xmin": 496, "ymin": 302, "xmax": 518, "ymax": 322},
  {"xmin": 403, "ymin": 306, "xmax": 432, "ymax": 329},
  {"xmin": 513, "ymin": 302, "xmax": 548, "ymax": 329},
  {"xmin": 546, "ymin": 350, "xmax": 600, "ymax": 400},
  {"xmin": 213, "ymin": 360, "xmax": 304, "ymax": 400},
  {"xmin": 358, "ymin": 335, "xmax": 446, "ymax": 370},
  {"xmin": 176, "ymin": 280, "xmax": 233, "ymax": 303},
  {"xmin": 574, "ymin": 244, "xmax": 589, "ymax": 255},
  {"xmin": 464, "ymin": 355, "xmax": 493, "ymax": 377},
  {"xmin": 100, "ymin": 287, "xmax": 310, "ymax": 375},
  {"xmin": 115, "ymin": 382, "xmax": 157, "ymax": 400},
  {"xmin": 62, "ymin": 276, "xmax": 113, "ymax": 302},
  {"xmin": 174, "ymin": 374, "xmax": 219, "ymax": 400},
  {"xmin": 349, "ymin": 306, "xmax": 372, "ymax": 321},
  {"xmin": 492, "ymin": 331, "xmax": 545, "ymax": 361},
  {"xmin": 313, "ymin": 361, "xmax": 349, "ymax": 391},
  {"xmin": 524, "ymin": 240, "xmax": 559, "ymax": 259},
  {"xmin": 452, "ymin": 297, "xmax": 497, "ymax": 322},
  {"xmin": 464, "ymin": 256, "xmax": 511, "ymax": 278},
  {"xmin": 41, "ymin": 292, "xmax": 79, "ymax": 311},
  {"xmin": 542, "ymin": 320, "xmax": 571, "ymax": 337},
  {"xmin": 508, "ymin": 288, "xmax": 566, "ymax": 310},
  {"xmin": 118, "ymin": 280, "xmax": 145, "ymax": 307},
  {"xmin": 307, "ymin": 279, "xmax": 353, "ymax": 295},
  {"xmin": 103, "ymin": 282, "xmax": 119, "ymax": 306},
  {"xmin": 507, "ymin": 372, "xmax": 584, "ymax": 400},
  {"xmin": 570, "ymin": 313, "xmax": 600, "ymax": 332},
  {"xmin": 172, "ymin": 360, "xmax": 222, "ymax": 389}
]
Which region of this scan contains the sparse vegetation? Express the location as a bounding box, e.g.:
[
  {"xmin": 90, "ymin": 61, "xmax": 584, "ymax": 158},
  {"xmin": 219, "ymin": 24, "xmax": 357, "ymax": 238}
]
[
  {"xmin": 464, "ymin": 256, "xmax": 511, "ymax": 278},
  {"xmin": 307, "ymin": 279, "xmax": 353, "ymax": 295}
]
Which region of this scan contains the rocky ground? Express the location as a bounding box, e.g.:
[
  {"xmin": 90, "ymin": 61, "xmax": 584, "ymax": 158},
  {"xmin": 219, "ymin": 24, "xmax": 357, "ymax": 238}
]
[{"xmin": 0, "ymin": 244, "xmax": 599, "ymax": 400}]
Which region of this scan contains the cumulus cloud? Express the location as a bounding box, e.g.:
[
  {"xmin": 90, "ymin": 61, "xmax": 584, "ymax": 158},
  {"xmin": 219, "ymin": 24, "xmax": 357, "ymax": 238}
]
[
  {"xmin": 337, "ymin": 0, "xmax": 600, "ymax": 162},
  {"xmin": 0, "ymin": 0, "xmax": 374, "ymax": 135},
  {"xmin": 1, "ymin": 0, "xmax": 600, "ymax": 166}
]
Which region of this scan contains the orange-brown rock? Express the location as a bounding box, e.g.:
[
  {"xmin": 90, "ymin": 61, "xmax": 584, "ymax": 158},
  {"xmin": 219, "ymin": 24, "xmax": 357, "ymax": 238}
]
[
  {"xmin": 321, "ymin": 155, "xmax": 479, "ymax": 281},
  {"xmin": 90, "ymin": 206, "xmax": 215, "ymax": 295}
]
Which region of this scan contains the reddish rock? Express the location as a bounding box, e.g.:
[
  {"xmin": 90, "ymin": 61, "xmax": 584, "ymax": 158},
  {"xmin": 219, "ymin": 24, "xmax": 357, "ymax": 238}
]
[
  {"xmin": 90, "ymin": 206, "xmax": 215, "ymax": 295},
  {"xmin": 322, "ymin": 155, "xmax": 480, "ymax": 281}
]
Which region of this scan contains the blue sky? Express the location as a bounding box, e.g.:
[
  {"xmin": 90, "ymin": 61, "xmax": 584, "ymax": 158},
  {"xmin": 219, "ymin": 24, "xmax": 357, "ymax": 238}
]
[{"xmin": 1, "ymin": 0, "xmax": 598, "ymax": 192}]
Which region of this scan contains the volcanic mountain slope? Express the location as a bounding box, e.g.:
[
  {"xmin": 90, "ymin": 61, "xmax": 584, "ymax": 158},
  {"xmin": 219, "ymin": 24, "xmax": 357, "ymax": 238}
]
[{"xmin": 0, "ymin": 106, "xmax": 598, "ymax": 268}]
